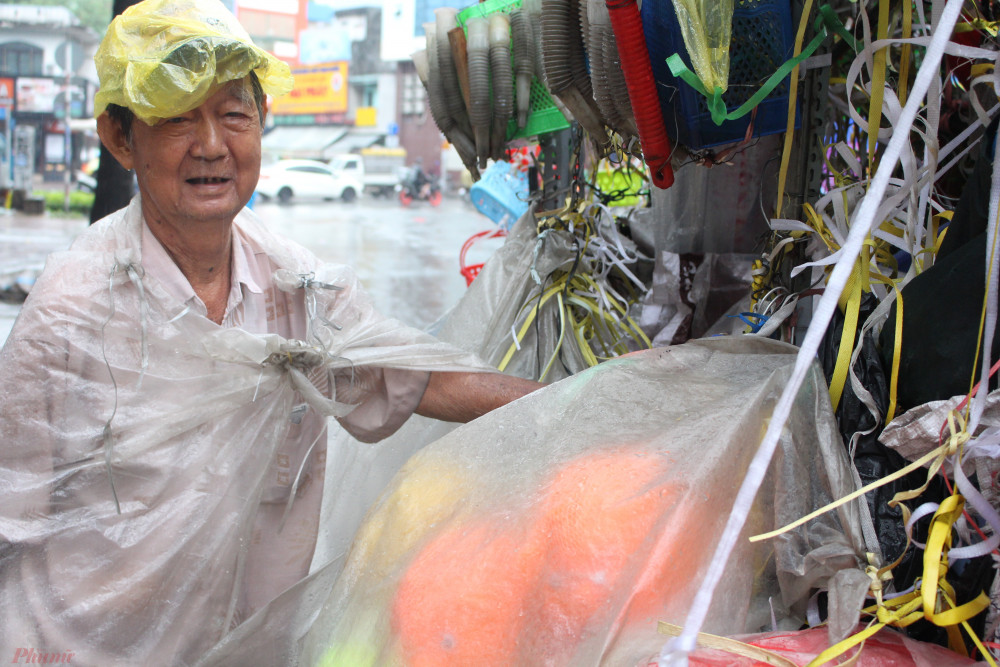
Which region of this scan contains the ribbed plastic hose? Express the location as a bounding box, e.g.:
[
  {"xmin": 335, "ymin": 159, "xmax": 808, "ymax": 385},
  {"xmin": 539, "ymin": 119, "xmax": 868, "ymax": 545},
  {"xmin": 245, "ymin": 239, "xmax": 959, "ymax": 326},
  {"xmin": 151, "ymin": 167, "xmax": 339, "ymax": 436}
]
[
  {"xmin": 605, "ymin": 0, "xmax": 674, "ymax": 188},
  {"xmin": 435, "ymin": 8, "xmax": 473, "ymax": 139},
  {"xmin": 466, "ymin": 16, "xmax": 492, "ymax": 168},
  {"xmin": 524, "ymin": 0, "xmax": 547, "ymax": 85},
  {"xmin": 603, "ymin": 28, "xmax": 637, "ymax": 138},
  {"xmin": 573, "ymin": 0, "xmax": 593, "ymax": 100},
  {"xmin": 489, "ymin": 13, "xmax": 514, "ymax": 160},
  {"xmin": 510, "ymin": 9, "xmax": 534, "ymax": 129},
  {"xmin": 541, "ymin": 0, "xmax": 575, "ymax": 94},
  {"xmin": 416, "ymin": 28, "xmax": 479, "ymax": 179}
]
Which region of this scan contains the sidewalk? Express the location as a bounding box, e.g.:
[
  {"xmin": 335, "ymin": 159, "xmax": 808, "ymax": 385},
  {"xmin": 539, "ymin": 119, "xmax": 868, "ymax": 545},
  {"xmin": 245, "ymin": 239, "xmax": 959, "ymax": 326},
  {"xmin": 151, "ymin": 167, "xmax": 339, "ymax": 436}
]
[{"xmin": 0, "ymin": 207, "xmax": 89, "ymax": 343}]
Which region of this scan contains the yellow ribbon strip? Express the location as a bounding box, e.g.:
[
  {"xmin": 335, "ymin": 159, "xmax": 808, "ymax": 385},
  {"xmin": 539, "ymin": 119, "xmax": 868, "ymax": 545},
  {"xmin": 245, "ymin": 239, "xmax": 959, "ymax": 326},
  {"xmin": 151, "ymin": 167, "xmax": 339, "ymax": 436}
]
[
  {"xmin": 955, "ymin": 18, "xmax": 1000, "ymax": 37},
  {"xmin": 828, "ymin": 257, "xmax": 864, "ymax": 411},
  {"xmin": 867, "ymin": 0, "xmax": 890, "ymax": 175},
  {"xmin": 885, "ymin": 284, "xmax": 903, "ymax": 424},
  {"xmin": 775, "ymin": 0, "xmax": 815, "ymax": 219},
  {"xmin": 899, "ymin": 0, "xmax": 912, "ymax": 106}
]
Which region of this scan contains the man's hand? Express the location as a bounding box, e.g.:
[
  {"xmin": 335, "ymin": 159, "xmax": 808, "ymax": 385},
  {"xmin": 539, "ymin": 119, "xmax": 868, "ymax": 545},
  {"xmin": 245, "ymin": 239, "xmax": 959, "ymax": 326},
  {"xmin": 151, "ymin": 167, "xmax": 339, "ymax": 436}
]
[{"xmin": 415, "ymin": 371, "xmax": 544, "ymax": 423}]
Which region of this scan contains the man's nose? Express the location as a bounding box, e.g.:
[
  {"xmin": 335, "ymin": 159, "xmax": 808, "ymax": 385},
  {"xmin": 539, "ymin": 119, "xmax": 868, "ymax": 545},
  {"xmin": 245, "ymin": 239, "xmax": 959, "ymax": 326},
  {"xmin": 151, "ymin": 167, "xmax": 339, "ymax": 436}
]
[{"xmin": 190, "ymin": 116, "xmax": 228, "ymax": 159}]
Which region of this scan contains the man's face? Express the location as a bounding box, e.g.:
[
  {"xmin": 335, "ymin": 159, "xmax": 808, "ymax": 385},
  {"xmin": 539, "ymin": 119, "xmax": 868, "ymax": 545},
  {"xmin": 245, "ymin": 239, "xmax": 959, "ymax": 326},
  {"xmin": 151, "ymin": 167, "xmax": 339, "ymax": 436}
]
[{"xmin": 124, "ymin": 80, "xmax": 263, "ymax": 229}]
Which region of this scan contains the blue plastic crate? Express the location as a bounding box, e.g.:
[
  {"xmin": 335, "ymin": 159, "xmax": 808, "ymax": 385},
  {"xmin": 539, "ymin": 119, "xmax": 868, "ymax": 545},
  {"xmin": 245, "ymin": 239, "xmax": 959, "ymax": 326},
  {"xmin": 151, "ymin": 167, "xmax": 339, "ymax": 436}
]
[
  {"xmin": 641, "ymin": 0, "xmax": 798, "ymax": 150},
  {"xmin": 470, "ymin": 161, "xmax": 530, "ymax": 229}
]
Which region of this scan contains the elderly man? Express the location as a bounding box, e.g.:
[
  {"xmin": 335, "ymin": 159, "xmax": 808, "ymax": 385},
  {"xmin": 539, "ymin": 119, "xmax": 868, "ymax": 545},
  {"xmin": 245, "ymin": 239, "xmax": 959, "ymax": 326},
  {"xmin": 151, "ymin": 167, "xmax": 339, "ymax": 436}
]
[{"xmin": 0, "ymin": 0, "xmax": 539, "ymax": 664}]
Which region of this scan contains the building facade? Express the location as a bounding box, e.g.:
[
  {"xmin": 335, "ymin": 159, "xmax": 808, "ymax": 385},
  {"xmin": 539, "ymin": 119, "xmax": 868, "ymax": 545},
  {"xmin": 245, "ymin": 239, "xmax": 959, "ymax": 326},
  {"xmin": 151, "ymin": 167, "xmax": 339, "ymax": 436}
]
[{"xmin": 0, "ymin": 4, "xmax": 100, "ymax": 187}]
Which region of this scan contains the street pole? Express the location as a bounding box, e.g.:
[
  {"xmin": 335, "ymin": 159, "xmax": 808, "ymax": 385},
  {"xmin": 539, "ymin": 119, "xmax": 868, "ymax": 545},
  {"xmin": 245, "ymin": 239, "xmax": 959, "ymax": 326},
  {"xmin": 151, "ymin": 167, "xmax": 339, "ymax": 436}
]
[{"xmin": 63, "ymin": 44, "xmax": 71, "ymax": 213}]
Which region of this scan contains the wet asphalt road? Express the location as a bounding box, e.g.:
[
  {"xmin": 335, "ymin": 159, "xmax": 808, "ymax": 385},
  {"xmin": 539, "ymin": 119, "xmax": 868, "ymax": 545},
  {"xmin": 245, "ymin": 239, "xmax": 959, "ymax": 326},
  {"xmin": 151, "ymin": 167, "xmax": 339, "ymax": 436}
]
[
  {"xmin": 0, "ymin": 194, "xmax": 506, "ymax": 342},
  {"xmin": 253, "ymin": 195, "xmax": 503, "ymax": 331}
]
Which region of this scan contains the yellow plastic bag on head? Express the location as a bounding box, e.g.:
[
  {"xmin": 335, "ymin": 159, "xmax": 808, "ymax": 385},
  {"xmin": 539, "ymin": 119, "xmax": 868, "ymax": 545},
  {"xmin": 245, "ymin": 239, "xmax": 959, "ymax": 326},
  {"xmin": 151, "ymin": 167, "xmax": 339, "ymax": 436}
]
[
  {"xmin": 93, "ymin": 0, "xmax": 294, "ymax": 124},
  {"xmin": 671, "ymin": 0, "xmax": 733, "ymax": 95}
]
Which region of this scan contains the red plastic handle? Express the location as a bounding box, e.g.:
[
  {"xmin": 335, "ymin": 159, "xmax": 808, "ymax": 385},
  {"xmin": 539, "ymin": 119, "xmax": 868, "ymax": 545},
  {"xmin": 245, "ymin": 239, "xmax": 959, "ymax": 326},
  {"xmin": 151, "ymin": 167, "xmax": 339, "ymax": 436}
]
[{"xmin": 606, "ymin": 0, "xmax": 675, "ymax": 189}]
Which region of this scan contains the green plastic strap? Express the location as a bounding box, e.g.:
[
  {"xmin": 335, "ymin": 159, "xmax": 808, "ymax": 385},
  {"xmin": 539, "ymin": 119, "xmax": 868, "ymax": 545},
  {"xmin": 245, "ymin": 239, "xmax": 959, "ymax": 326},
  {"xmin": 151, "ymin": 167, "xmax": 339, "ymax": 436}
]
[{"xmin": 666, "ymin": 4, "xmax": 858, "ymax": 126}]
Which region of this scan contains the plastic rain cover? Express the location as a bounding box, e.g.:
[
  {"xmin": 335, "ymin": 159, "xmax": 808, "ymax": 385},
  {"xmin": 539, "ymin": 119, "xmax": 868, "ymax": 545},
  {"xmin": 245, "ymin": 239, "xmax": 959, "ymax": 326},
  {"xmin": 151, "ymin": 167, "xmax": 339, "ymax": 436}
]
[
  {"xmin": 0, "ymin": 197, "xmax": 492, "ymax": 666},
  {"xmin": 290, "ymin": 336, "xmax": 868, "ymax": 666},
  {"xmin": 93, "ymin": 0, "xmax": 294, "ymax": 124}
]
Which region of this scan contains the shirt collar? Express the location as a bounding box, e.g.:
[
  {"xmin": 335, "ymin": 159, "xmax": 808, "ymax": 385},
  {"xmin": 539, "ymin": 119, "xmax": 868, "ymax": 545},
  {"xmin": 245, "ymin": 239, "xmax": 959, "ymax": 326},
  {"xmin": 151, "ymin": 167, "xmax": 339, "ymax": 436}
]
[{"xmin": 141, "ymin": 218, "xmax": 265, "ymax": 318}]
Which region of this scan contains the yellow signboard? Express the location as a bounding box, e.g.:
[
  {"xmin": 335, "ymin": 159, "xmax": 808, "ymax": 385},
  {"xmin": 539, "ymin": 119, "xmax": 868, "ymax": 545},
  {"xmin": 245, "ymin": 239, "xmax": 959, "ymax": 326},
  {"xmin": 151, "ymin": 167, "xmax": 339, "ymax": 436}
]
[
  {"xmin": 270, "ymin": 62, "xmax": 348, "ymax": 115},
  {"xmin": 355, "ymin": 106, "xmax": 377, "ymax": 127}
]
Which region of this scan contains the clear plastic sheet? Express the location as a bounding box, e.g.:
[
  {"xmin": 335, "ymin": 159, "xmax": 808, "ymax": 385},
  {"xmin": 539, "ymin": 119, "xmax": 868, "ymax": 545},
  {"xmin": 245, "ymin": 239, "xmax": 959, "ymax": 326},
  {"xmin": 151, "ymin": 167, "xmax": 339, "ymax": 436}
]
[
  {"xmin": 0, "ymin": 199, "xmax": 490, "ymax": 666},
  {"xmin": 290, "ymin": 337, "xmax": 867, "ymax": 666},
  {"xmin": 634, "ymin": 251, "xmax": 756, "ymax": 346}
]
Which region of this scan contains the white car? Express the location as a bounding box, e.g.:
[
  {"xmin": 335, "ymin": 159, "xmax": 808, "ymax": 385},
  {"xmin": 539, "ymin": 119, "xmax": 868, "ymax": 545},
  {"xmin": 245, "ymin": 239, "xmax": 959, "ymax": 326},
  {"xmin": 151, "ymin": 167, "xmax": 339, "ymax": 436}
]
[{"xmin": 256, "ymin": 159, "xmax": 363, "ymax": 203}]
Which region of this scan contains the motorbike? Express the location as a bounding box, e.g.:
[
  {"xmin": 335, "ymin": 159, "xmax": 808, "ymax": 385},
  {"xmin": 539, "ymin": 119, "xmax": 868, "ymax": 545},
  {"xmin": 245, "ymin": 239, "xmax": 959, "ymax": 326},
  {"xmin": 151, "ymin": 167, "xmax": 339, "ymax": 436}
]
[{"xmin": 397, "ymin": 169, "xmax": 443, "ymax": 207}]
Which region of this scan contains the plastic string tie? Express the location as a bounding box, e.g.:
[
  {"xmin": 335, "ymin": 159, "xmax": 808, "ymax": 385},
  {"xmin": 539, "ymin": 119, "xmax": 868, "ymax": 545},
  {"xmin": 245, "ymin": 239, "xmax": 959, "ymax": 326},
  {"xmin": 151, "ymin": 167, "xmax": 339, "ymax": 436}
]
[
  {"xmin": 775, "ymin": 0, "xmax": 816, "ymax": 220},
  {"xmin": 530, "ymin": 229, "xmax": 554, "ymax": 286},
  {"xmin": 655, "ymin": 622, "xmax": 799, "ymax": 667},
  {"xmin": 99, "ymin": 263, "xmax": 125, "ymax": 514},
  {"xmin": 731, "ymin": 312, "xmax": 768, "ymax": 333},
  {"xmin": 296, "ymin": 272, "xmax": 345, "ymax": 353},
  {"xmin": 866, "ymin": 0, "xmax": 891, "ymax": 174}
]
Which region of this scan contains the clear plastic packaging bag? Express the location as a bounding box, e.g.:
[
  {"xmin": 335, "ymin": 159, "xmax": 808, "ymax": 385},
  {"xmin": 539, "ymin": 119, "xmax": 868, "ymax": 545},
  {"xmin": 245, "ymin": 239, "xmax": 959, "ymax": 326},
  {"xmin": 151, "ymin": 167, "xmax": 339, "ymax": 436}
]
[
  {"xmin": 671, "ymin": 0, "xmax": 734, "ymax": 95},
  {"xmin": 292, "ymin": 337, "xmax": 868, "ymax": 666}
]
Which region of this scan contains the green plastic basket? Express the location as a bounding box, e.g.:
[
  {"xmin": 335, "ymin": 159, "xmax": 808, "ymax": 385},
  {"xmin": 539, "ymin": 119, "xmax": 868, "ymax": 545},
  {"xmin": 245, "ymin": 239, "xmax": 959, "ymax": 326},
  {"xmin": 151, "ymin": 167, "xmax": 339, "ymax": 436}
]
[{"xmin": 456, "ymin": 0, "xmax": 570, "ymax": 141}]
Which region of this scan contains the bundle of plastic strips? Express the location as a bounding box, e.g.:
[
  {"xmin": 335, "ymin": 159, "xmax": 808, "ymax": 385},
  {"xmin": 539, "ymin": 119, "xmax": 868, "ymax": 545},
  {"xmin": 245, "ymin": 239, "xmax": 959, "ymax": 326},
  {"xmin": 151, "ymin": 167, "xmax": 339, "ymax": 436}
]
[{"xmin": 663, "ymin": 0, "xmax": 1000, "ymax": 664}]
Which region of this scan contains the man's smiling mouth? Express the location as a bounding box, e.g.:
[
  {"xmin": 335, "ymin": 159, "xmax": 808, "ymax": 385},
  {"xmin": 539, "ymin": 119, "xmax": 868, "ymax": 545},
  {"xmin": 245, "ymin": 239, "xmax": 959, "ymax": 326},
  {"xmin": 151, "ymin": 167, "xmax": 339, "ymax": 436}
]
[{"xmin": 187, "ymin": 177, "xmax": 231, "ymax": 185}]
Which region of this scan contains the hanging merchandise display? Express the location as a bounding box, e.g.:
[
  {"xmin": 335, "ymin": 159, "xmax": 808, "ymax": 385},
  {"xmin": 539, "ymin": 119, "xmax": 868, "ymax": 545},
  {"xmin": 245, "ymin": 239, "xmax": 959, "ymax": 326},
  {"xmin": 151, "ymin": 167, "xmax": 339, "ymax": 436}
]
[
  {"xmin": 411, "ymin": 38, "xmax": 480, "ymax": 180},
  {"xmin": 668, "ymin": 0, "xmax": 1000, "ymax": 665},
  {"xmin": 385, "ymin": 0, "xmax": 1000, "ymax": 664}
]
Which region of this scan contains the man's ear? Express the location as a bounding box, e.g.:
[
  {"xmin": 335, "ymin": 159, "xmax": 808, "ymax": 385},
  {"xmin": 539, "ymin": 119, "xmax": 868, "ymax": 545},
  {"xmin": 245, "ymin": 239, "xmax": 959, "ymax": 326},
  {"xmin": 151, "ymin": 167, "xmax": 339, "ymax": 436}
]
[{"xmin": 96, "ymin": 113, "xmax": 134, "ymax": 171}]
